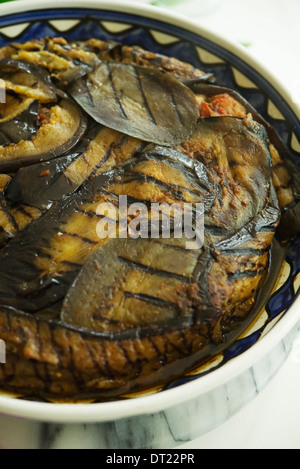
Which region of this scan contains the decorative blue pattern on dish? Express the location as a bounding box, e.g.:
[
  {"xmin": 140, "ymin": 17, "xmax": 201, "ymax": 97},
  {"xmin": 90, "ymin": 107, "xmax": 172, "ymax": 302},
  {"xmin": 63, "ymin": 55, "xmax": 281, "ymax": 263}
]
[{"xmin": 0, "ymin": 9, "xmax": 299, "ymax": 396}]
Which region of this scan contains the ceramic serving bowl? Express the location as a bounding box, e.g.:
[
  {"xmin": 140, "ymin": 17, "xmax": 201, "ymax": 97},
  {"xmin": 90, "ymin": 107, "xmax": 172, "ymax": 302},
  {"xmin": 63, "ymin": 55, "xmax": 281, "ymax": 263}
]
[{"xmin": 0, "ymin": 0, "xmax": 299, "ymax": 441}]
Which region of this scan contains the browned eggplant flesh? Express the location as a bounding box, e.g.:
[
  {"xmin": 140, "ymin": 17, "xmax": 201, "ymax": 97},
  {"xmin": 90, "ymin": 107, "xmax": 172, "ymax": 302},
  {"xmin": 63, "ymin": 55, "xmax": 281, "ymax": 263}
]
[{"xmin": 0, "ymin": 36, "xmax": 298, "ymax": 401}]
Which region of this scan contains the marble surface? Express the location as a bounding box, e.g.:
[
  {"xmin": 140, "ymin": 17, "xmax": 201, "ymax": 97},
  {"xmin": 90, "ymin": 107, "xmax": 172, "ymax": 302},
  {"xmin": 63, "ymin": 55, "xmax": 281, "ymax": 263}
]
[{"xmin": 0, "ymin": 0, "xmax": 299, "ymax": 449}]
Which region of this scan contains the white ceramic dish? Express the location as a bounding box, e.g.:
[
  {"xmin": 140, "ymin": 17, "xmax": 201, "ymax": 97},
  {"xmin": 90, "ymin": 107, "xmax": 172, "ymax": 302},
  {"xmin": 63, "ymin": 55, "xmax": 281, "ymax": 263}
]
[{"xmin": 0, "ymin": 0, "xmax": 299, "ymax": 428}]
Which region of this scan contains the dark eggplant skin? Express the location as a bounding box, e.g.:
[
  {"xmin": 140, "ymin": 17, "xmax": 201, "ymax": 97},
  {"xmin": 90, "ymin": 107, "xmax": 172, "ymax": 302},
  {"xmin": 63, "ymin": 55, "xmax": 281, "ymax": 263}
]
[
  {"xmin": 0, "ymin": 115, "xmax": 281, "ymax": 398},
  {"xmin": 5, "ymin": 123, "xmax": 102, "ymax": 209},
  {"xmin": 0, "ymin": 173, "xmax": 42, "ymax": 245},
  {"xmin": 0, "ymin": 36, "xmax": 214, "ymax": 86},
  {"xmin": 70, "ymin": 62, "xmax": 199, "ymax": 146},
  {"xmin": 0, "ymin": 116, "xmax": 274, "ymax": 306},
  {"xmin": 0, "ymin": 137, "xmax": 215, "ymax": 312},
  {"xmin": 6, "ymin": 124, "xmax": 143, "ymax": 210},
  {"xmin": 94, "ymin": 39, "xmax": 215, "ymax": 83},
  {"xmin": 0, "ymin": 99, "xmax": 88, "ymax": 172},
  {"xmin": 60, "ymin": 116, "xmax": 276, "ymax": 334},
  {"xmin": 0, "ymin": 35, "xmax": 295, "ymax": 400},
  {"xmin": 0, "ymin": 178, "xmax": 15, "ymax": 243},
  {"xmin": 0, "ymin": 188, "xmax": 280, "ymax": 398},
  {"xmin": 278, "ymin": 203, "xmax": 300, "ymax": 240},
  {"xmin": 0, "ymin": 99, "xmax": 39, "ymax": 145},
  {"xmin": 0, "ymin": 58, "xmax": 62, "ymax": 103},
  {"xmin": 61, "ymin": 189, "xmax": 279, "ymax": 334},
  {"xmin": 0, "ymin": 305, "xmax": 241, "ymax": 398}
]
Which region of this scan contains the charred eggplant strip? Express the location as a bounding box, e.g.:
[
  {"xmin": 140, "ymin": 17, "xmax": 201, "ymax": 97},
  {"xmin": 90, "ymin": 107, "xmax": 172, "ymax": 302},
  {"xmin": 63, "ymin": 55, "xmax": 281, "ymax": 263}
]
[
  {"xmin": 0, "ymin": 184, "xmax": 279, "ymax": 398},
  {"xmin": 0, "ymin": 174, "xmax": 15, "ymax": 243},
  {"xmin": 179, "ymin": 116, "xmax": 273, "ymax": 244},
  {"xmin": 0, "ymin": 58, "xmax": 60, "ymax": 103},
  {"xmin": 0, "ymin": 174, "xmax": 11, "ymax": 193},
  {"xmin": 0, "ymin": 306, "xmax": 218, "ymax": 398},
  {"xmin": 0, "ymin": 35, "xmax": 296, "ymax": 400},
  {"xmin": 0, "ymin": 194, "xmax": 17, "ymax": 241},
  {"xmin": 0, "ymin": 116, "xmax": 273, "ymax": 315},
  {"xmin": 0, "ymin": 201, "xmax": 42, "ymax": 245},
  {"xmin": 113, "ymin": 148, "xmax": 215, "ymax": 209},
  {"xmin": 5, "ymin": 124, "xmax": 102, "ymax": 208},
  {"xmin": 61, "ymin": 186, "xmax": 279, "ymax": 336},
  {"xmin": 193, "ymin": 83, "xmax": 300, "ymax": 235},
  {"xmin": 6, "ymin": 126, "xmax": 142, "ymax": 209},
  {"xmin": 0, "ymin": 37, "xmax": 213, "ymax": 86},
  {"xmin": 0, "ymin": 93, "xmax": 34, "ymax": 124},
  {"xmin": 70, "ymin": 62, "xmax": 199, "ymax": 145},
  {"xmin": 1, "ymin": 37, "xmax": 100, "ymax": 86},
  {"xmin": 0, "ymin": 99, "xmax": 88, "ymax": 172},
  {"xmin": 206, "ymin": 188, "xmax": 280, "ymax": 322},
  {"xmin": 0, "ymin": 147, "xmax": 211, "ymax": 312},
  {"xmin": 62, "ymin": 128, "xmax": 142, "ymax": 191},
  {"xmin": 0, "ymin": 172, "xmax": 42, "ymax": 244},
  {"xmin": 10, "ymin": 204, "xmax": 42, "ymax": 234},
  {"xmin": 10, "ymin": 49, "xmax": 97, "ymax": 86},
  {"xmin": 0, "ymin": 200, "xmax": 42, "ymax": 245},
  {"xmin": 139, "ymin": 144, "xmax": 215, "ymax": 197},
  {"xmin": 0, "ymin": 99, "xmax": 39, "ymax": 145},
  {"xmin": 93, "ymin": 40, "xmax": 214, "ymax": 83}
]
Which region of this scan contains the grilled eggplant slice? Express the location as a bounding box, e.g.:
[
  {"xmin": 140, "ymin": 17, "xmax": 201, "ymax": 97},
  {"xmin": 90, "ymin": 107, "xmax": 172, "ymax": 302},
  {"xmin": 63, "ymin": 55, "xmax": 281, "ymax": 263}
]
[
  {"xmin": 0, "ymin": 37, "xmax": 213, "ymax": 85},
  {"xmin": 0, "ymin": 135, "xmax": 215, "ymax": 312},
  {"xmin": 70, "ymin": 62, "xmax": 199, "ymax": 146},
  {"xmin": 61, "ymin": 237, "xmax": 200, "ymax": 332},
  {"xmin": 0, "ymin": 92, "xmax": 36, "ymax": 124},
  {"xmin": 179, "ymin": 116, "xmax": 273, "ymax": 244},
  {"xmin": 0, "ymin": 118, "xmax": 278, "ymax": 356},
  {"xmin": 0, "ymin": 176, "xmax": 14, "ymax": 243},
  {"xmin": 193, "ymin": 83, "xmax": 300, "ymax": 239},
  {"xmin": 0, "ymin": 99, "xmax": 88, "ymax": 172},
  {"xmin": 0, "ymin": 186, "xmax": 280, "ymax": 398},
  {"xmin": 0, "ymin": 58, "xmax": 60, "ymax": 103},
  {"xmin": 94, "ymin": 40, "xmax": 215, "ymax": 84},
  {"xmin": 0, "ymin": 174, "xmax": 10, "ymax": 192},
  {"xmin": 61, "ymin": 185, "xmax": 279, "ymax": 335}
]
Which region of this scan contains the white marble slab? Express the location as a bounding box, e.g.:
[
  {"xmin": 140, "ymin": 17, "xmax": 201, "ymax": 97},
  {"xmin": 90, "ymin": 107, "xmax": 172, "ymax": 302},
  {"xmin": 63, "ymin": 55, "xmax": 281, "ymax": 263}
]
[{"xmin": 0, "ymin": 325, "xmax": 298, "ymax": 449}]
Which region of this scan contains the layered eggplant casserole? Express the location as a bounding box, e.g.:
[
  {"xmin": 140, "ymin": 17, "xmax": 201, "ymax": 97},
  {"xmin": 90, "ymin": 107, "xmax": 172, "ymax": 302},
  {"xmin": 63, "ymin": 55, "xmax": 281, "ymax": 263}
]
[{"xmin": 0, "ymin": 37, "xmax": 299, "ymax": 400}]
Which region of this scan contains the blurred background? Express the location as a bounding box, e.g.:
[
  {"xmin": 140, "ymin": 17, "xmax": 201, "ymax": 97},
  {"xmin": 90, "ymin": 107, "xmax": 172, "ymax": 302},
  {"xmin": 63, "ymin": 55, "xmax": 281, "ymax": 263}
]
[{"xmin": 0, "ymin": 0, "xmax": 299, "ymax": 106}]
